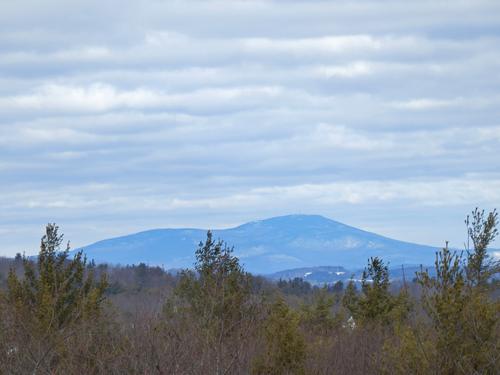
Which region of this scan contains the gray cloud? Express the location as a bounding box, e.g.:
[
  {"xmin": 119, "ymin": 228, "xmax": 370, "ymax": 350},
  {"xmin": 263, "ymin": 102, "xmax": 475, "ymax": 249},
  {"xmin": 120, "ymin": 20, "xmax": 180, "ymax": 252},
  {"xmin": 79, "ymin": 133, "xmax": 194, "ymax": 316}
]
[{"xmin": 1, "ymin": 0, "xmax": 499, "ymax": 256}]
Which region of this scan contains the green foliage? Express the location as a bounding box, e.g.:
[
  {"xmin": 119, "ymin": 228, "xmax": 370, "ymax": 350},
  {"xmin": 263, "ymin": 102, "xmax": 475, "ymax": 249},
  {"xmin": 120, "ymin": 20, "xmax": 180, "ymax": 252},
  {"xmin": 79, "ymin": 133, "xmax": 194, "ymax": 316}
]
[
  {"xmin": 0, "ymin": 224, "xmax": 109, "ymax": 373},
  {"xmin": 409, "ymin": 242, "xmax": 500, "ymax": 374},
  {"xmin": 417, "ymin": 244, "xmax": 466, "ymax": 359},
  {"xmin": 359, "ymin": 257, "xmax": 392, "ymax": 321},
  {"xmin": 343, "ymin": 257, "xmax": 409, "ymax": 326},
  {"xmin": 342, "ymin": 279, "xmax": 359, "ymax": 319},
  {"xmin": 301, "ymin": 287, "xmax": 338, "ymax": 334},
  {"xmin": 6, "ymin": 224, "xmax": 108, "ymax": 332},
  {"xmin": 277, "ymin": 277, "xmax": 312, "ymax": 295},
  {"xmin": 395, "ymin": 208, "xmax": 500, "ymax": 375},
  {"xmin": 0, "ymin": 209, "xmax": 497, "ymax": 374},
  {"xmin": 465, "ymin": 207, "xmax": 499, "ymax": 287},
  {"xmin": 174, "ymin": 231, "xmax": 253, "ymax": 333},
  {"xmin": 253, "ymin": 297, "xmax": 306, "ymax": 375},
  {"xmin": 331, "ymin": 280, "xmax": 344, "ymax": 293},
  {"xmin": 381, "ymin": 322, "xmax": 435, "ymax": 375},
  {"xmin": 169, "ymin": 231, "xmax": 257, "ymax": 373}
]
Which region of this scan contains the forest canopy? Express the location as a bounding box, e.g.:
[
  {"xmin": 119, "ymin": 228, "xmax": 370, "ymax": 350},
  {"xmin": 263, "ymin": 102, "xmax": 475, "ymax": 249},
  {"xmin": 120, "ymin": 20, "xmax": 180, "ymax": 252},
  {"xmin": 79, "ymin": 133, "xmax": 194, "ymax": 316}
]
[{"xmin": 0, "ymin": 209, "xmax": 499, "ymax": 374}]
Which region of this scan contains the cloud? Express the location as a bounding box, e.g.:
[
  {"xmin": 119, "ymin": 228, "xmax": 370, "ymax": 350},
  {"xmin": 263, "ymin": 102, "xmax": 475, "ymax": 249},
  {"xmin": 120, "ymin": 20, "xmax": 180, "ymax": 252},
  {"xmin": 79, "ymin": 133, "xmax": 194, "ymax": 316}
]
[
  {"xmin": 316, "ymin": 62, "xmax": 373, "ymax": 78},
  {"xmin": 392, "ymin": 98, "xmax": 462, "ymax": 110},
  {"xmin": 390, "ymin": 97, "xmax": 500, "ymax": 110},
  {"xmin": 0, "ymin": 0, "xmax": 499, "ymax": 256},
  {"xmin": 0, "ymin": 83, "xmax": 285, "ymax": 113},
  {"xmin": 2, "ymin": 176, "xmax": 499, "ymax": 216}
]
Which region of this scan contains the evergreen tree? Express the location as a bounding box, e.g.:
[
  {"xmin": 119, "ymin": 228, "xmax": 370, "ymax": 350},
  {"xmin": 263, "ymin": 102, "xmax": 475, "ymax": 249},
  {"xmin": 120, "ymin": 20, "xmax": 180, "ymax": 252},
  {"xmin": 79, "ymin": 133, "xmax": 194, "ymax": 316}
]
[
  {"xmin": 6, "ymin": 223, "xmax": 107, "ymax": 331},
  {"xmin": 416, "ymin": 243, "xmax": 467, "ymax": 374},
  {"xmin": 344, "ymin": 257, "xmax": 408, "ymax": 325},
  {"xmin": 408, "ymin": 209, "xmax": 500, "ymax": 374},
  {"xmin": 331, "ymin": 280, "xmax": 344, "ymax": 293},
  {"xmin": 342, "ymin": 279, "xmax": 359, "ymax": 322},
  {"xmin": 358, "ymin": 257, "xmax": 393, "ymax": 322},
  {"xmin": 175, "ymin": 231, "xmax": 252, "ymax": 332},
  {"xmin": 301, "ymin": 287, "xmax": 337, "ymax": 335},
  {"xmin": 253, "ymin": 297, "xmax": 306, "ymax": 375},
  {"xmin": 465, "ymin": 208, "xmax": 499, "ymax": 287},
  {"xmin": 172, "ymin": 231, "xmax": 255, "ymax": 374},
  {"xmin": 2, "ymin": 223, "xmax": 108, "ymax": 372}
]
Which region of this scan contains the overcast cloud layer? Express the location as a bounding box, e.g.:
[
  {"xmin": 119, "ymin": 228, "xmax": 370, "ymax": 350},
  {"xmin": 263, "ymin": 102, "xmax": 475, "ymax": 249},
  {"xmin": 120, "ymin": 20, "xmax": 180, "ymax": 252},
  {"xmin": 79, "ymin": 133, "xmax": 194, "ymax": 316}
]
[{"xmin": 1, "ymin": 0, "xmax": 500, "ymax": 256}]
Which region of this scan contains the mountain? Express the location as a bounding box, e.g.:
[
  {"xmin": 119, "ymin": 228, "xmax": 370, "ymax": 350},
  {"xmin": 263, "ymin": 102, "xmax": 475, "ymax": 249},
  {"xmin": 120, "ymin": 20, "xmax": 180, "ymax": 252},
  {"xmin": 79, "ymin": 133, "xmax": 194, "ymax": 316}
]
[
  {"xmin": 75, "ymin": 214, "xmax": 438, "ymax": 274},
  {"xmin": 269, "ymin": 266, "xmax": 352, "ymax": 284},
  {"xmin": 267, "ymin": 265, "xmax": 434, "ymax": 285}
]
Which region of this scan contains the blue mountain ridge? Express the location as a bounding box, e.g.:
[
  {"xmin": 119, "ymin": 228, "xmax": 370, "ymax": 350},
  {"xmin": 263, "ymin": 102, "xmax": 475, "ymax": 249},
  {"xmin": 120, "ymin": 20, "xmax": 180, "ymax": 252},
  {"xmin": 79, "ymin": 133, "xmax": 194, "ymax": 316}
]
[{"xmin": 74, "ymin": 214, "xmax": 439, "ymax": 274}]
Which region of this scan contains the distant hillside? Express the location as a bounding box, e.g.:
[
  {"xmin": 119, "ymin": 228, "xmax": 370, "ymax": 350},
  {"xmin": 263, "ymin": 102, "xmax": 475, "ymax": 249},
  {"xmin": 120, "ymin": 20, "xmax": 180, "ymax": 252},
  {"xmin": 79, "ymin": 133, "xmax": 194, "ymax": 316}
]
[
  {"xmin": 267, "ymin": 265, "xmax": 434, "ymax": 285},
  {"xmin": 269, "ymin": 266, "xmax": 351, "ymax": 284},
  {"xmin": 75, "ymin": 214, "xmax": 439, "ymax": 274}
]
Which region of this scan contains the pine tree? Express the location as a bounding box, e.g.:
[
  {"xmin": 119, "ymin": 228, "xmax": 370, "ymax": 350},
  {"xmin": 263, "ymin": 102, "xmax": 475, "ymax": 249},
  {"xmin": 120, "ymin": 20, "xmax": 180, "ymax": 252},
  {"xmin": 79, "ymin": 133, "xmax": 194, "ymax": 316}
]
[
  {"xmin": 171, "ymin": 231, "xmax": 255, "ymax": 374},
  {"xmin": 344, "ymin": 257, "xmax": 407, "ymax": 326},
  {"xmin": 465, "ymin": 208, "xmax": 499, "ymax": 287},
  {"xmin": 6, "ymin": 223, "xmax": 107, "ymax": 331},
  {"xmin": 342, "ymin": 279, "xmax": 359, "ymax": 322},
  {"xmin": 175, "ymin": 231, "xmax": 252, "ymax": 332},
  {"xmin": 2, "ymin": 223, "xmax": 108, "ymax": 372},
  {"xmin": 409, "ymin": 209, "xmax": 500, "ymax": 374},
  {"xmin": 359, "ymin": 257, "xmax": 393, "ymax": 322},
  {"xmin": 301, "ymin": 287, "xmax": 336, "ymax": 335},
  {"xmin": 252, "ymin": 297, "xmax": 306, "ymax": 375},
  {"xmin": 416, "ymin": 243, "xmax": 467, "ymax": 374}
]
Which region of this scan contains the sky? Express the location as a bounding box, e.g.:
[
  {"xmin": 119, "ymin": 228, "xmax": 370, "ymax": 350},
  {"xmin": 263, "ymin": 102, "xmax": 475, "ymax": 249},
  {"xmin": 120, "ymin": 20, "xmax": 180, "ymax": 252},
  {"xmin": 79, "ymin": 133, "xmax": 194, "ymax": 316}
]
[{"xmin": 1, "ymin": 0, "xmax": 500, "ymax": 256}]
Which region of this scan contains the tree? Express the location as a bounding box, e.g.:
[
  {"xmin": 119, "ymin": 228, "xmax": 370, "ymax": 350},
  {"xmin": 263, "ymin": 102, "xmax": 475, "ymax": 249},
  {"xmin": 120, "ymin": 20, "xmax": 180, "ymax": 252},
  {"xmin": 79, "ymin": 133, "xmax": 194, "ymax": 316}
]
[
  {"xmin": 301, "ymin": 287, "xmax": 337, "ymax": 335},
  {"xmin": 175, "ymin": 230, "xmax": 252, "ymax": 330},
  {"xmin": 344, "ymin": 257, "xmax": 408, "ymax": 325},
  {"xmin": 415, "ymin": 243, "xmax": 467, "ymax": 374},
  {"xmin": 331, "ymin": 280, "xmax": 344, "ymax": 293},
  {"xmin": 409, "ymin": 209, "xmax": 500, "ymax": 374},
  {"xmin": 465, "ymin": 208, "xmax": 499, "ymax": 287},
  {"xmin": 2, "ymin": 223, "xmax": 108, "ymax": 372},
  {"xmin": 342, "ymin": 279, "xmax": 359, "ymax": 321},
  {"xmin": 359, "ymin": 257, "xmax": 392, "ymax": 321},
  {"xmin": 170, "ymin": 231, "xmax": 256, "ymax": 374},
  {"xmin": 252, "ymin": 297, "xmax": 306, "ymax": 375},
  {"xmin": 277, "ymin": 277, "xmax": 312, "ymax": 295}
]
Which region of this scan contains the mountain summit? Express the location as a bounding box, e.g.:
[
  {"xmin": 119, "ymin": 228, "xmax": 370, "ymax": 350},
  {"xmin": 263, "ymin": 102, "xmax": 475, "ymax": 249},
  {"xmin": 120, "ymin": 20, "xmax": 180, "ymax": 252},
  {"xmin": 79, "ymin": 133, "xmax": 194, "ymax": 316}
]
[{"xmin": 75, "ymin": 214, "xmax": 437, "ymax": 273}]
